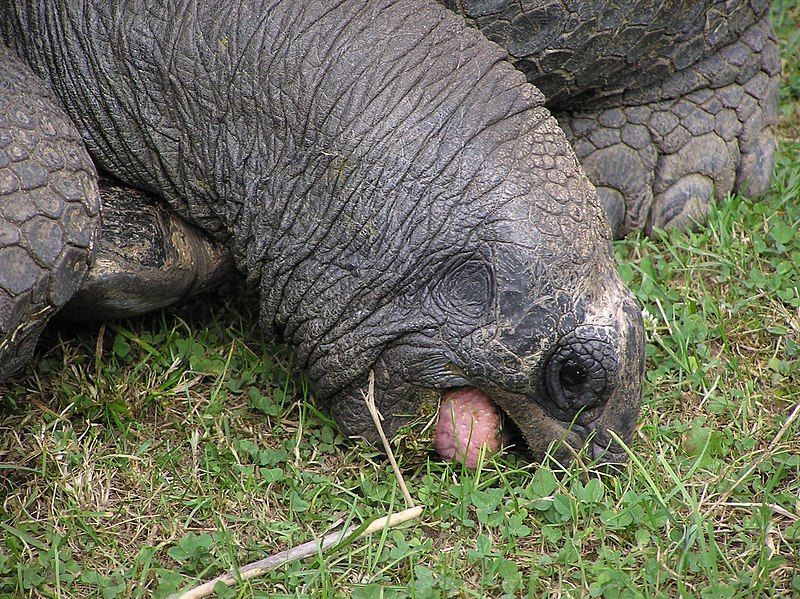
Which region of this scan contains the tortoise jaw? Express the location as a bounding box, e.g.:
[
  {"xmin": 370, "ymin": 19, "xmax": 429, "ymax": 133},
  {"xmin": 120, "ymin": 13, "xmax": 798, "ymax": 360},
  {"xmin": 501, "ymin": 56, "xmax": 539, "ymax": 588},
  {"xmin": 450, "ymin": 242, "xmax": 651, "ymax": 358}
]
[
  {"xmin": 437, "ymin": 386, "xmax": 632, "ymax": 467},
  {"xmin": 431, "ymin": 385, "xmax": 630, "ymax": 467}
]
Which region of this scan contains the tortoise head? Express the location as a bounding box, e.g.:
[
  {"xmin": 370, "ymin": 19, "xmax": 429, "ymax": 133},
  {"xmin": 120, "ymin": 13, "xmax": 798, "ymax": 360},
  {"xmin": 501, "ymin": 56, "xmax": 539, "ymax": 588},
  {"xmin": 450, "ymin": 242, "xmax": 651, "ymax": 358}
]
[
  {"xmin": 325, "ymin": 124, "xmax": 645, "ymax": 468},
  {"xmin": 425, "ymin": 151, "xmax": 645, "ymax": 466}
]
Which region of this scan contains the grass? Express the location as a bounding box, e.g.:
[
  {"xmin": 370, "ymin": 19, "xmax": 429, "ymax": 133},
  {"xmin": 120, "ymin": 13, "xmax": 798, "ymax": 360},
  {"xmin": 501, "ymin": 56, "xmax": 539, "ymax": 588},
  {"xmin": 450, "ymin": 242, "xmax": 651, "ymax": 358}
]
[{"xmin": 1, "ymin": 6, "xmax": 799, "ymax": 598}]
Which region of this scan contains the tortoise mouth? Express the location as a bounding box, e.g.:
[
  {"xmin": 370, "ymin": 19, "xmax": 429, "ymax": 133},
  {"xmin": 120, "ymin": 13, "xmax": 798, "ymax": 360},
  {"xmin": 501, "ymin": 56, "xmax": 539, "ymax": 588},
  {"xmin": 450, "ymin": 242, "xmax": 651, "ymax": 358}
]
[
  {"xmin": 432, "ymin": 386, "xmax": 625, "ymax": 468},
  {"xmin": 433, "ymin": 387, "xmax": 509, "ymax": 467}
]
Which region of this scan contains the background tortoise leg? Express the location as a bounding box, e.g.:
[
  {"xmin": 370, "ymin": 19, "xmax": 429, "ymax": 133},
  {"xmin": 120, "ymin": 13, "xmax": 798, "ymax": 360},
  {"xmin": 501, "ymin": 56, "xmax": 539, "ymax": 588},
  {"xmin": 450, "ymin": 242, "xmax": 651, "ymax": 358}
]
[
  {"xmin": 555, "ymin": 15, "xmax": 780, "ymax": 237},
  {"xmin": 0, "ymin": 45, "xmax": 100, "ymax": 380},
  {"xmin": 59, "ymin": 177, "xmax": 233, "ymax": 321}
]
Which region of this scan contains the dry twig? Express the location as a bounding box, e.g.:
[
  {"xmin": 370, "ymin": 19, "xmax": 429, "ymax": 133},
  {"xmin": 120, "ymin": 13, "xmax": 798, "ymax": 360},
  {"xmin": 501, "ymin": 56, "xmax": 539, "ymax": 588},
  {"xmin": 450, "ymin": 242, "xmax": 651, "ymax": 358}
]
[
  {"xmin": 362, "ymin": 370, "xmax": 415, "ymax": 508},
  {"xmin": 172, "ymin": 506, "xmax": 423, "ymax": 599},
  {"xmin": 172, "ymin": 370, "xmax": 422, "ymax": 598}
]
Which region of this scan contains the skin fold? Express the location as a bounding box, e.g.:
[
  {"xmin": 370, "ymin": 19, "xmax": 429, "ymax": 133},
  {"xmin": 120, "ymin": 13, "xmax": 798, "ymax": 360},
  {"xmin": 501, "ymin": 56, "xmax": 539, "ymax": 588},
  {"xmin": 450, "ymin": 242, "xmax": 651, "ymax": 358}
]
[{"xmin": 0, "ymin": 0, "xmax": 649, "ymax": 464}]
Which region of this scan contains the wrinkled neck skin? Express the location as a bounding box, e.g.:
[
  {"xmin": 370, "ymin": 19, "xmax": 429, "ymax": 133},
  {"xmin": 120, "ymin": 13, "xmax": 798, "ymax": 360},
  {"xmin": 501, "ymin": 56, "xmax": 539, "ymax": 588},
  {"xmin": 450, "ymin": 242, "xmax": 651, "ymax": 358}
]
[{"xmin": 1, "ymin": 0, "xmax": 644, "ymax": 463}]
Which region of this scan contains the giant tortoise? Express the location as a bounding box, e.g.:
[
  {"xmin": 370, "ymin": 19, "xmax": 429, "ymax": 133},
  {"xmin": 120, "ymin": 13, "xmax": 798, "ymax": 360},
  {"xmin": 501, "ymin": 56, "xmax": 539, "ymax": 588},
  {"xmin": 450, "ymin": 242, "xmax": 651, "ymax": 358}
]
[{"xmin": 0, "ymin": 0, "xmax": 778, "ymax": 465}]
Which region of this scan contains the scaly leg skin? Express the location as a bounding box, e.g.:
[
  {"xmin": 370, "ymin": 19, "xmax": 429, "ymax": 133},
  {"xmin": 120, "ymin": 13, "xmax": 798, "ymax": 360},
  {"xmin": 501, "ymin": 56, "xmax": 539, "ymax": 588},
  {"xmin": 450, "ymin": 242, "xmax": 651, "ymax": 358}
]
[
  {"xmin": 555, "ymin": 15, "xmax": 779, "ymax": 237},
  {"xmin": 0, "ymin": 45, "xmax": 100, "ymax": 380}
]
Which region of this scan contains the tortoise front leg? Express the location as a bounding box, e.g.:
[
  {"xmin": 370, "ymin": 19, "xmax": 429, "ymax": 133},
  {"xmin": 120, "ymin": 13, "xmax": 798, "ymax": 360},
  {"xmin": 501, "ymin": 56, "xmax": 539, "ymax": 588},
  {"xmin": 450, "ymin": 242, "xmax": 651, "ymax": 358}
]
[
  {"xmin": 555, "ymin": 15, "xmax": 779, "ymax": 237},
  {"xmin": 0, "ymin": 44, "xmax": 100, "ymax": 380}
]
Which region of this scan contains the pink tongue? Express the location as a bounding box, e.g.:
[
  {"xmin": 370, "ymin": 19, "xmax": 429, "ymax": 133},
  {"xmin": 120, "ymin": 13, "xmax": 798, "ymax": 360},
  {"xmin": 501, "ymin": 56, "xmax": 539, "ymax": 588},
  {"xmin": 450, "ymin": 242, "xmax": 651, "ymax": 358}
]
[{"xmin": 434, "ymin": 387, "xmax": 503, "ymax": 468}]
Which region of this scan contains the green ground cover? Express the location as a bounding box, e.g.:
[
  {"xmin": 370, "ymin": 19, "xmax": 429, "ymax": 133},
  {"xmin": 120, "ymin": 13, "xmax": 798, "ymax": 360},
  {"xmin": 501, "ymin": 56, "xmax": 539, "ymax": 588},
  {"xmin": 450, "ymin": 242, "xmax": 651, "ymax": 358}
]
[{"xmin": 1, "ymin": 5, "xmax": 799, "ymax": 598}]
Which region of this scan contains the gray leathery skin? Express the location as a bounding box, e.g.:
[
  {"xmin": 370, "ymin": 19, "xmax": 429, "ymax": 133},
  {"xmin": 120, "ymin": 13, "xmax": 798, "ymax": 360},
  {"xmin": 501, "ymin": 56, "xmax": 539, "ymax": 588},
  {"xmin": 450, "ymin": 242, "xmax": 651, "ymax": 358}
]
[
  {"xmin": 0, "ymin": 44, "xmax": 100, "ymax": 380},
  {"xmin": 0, "ymin": 1, "xmax": 643, "ymax": 460}
]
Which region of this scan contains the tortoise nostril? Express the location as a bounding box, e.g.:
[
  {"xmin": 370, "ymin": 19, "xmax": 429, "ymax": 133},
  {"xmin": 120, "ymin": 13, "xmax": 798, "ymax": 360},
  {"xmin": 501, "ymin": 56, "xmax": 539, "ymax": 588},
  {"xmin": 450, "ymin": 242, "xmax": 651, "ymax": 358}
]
[{"xmin": 559, "ymin": 360, "xmax": 587, "ymax": 391}]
